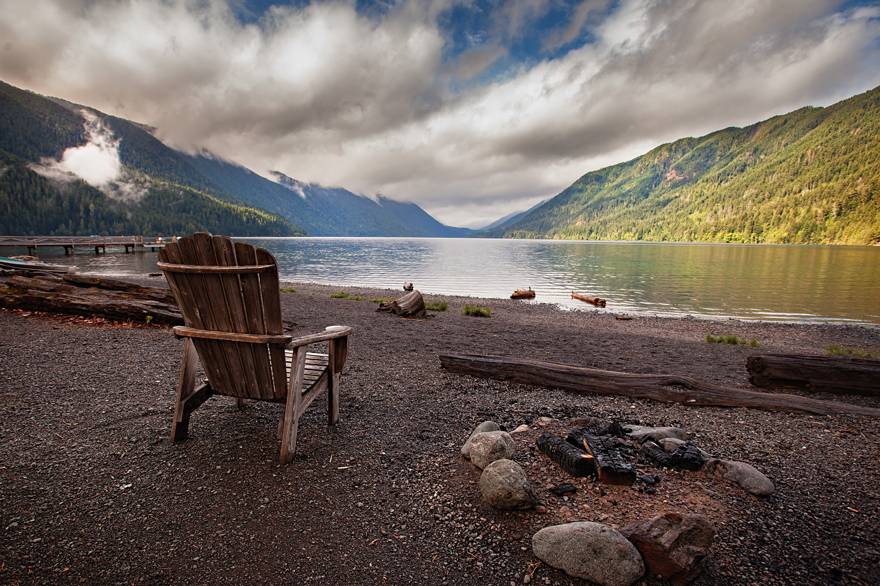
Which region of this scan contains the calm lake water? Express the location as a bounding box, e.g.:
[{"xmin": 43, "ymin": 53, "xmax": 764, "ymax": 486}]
[{"xmin": 33, "ymin": 238, "xmax": 880, "ymax": 325}]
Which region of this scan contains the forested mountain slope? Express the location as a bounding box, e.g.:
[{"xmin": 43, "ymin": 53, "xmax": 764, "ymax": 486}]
[
  {"xmin": 495, "ymin": 86, "xmax": 880, "ymax": 244},
  {"xmin": 0, "ymin": 81, "xmax": 297, "ymax": 236}
]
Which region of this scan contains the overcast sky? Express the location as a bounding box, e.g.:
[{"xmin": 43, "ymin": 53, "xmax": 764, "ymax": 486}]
[{"xmin": 1, "ymin": 0, "xmax": 878, "ymax": 226}]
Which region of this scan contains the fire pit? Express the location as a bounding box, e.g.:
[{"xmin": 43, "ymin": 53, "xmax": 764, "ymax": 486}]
[{"xmin": 534, "ymin": 417, "xmax": 707, "ymax": 486}]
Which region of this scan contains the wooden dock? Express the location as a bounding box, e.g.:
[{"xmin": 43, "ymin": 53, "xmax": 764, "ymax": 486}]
[{"xmin": 0, "ymin": 235, "xmax": 166, "ymax": 255}]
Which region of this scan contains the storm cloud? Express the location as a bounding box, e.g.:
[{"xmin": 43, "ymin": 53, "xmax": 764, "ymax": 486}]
[{"xmin": 1, "ymin": 0, "xmax": 878, "ymax": 226}]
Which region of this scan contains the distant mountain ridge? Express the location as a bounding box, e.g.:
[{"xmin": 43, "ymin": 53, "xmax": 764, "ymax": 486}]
[
  {"xmin": 270, "ymin": 172, "xmax": 471, "ymax": 237},
  {"xmin": 488, "ymin": 85, "xmax": 880, "ymax": 245},
  {"xmin": 0, "ymin": 80, "xmax": 470, "ymax": 237}
]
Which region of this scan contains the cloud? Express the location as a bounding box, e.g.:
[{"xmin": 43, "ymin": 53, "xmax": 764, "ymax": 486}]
[
  {"xmin": 542, "ymin": 0, "xmax": 610, "ymax": 53},
  {"xmin": 447, "ymin": 43, "xmax": 507, "ymax": 80},
  {"xmin": 55, "ymin": 110, "xmax": 122, "ymax": 187},
  {"xmin": 31, "ymin": 108, "xmax": 146, "ymax": 201},
  {"xmin": 1, "ymin": 0, "xmax": 878, "ymax": 226}
]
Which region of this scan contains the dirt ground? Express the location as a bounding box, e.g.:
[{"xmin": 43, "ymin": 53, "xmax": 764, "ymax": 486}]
[{"xmin": 1, "ymin": 282, "xmax": 879, "ymax": 585}]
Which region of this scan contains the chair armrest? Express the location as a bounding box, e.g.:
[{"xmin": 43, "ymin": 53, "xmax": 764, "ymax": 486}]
[{"xmin": 287, "ymin": 325, "xmax": 352, "ymax": 348}]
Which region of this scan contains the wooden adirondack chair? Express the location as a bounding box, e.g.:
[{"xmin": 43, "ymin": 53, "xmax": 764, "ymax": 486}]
[{"xmin": 157, "ymin": 233, "xmax": 351, "ymax": 463}]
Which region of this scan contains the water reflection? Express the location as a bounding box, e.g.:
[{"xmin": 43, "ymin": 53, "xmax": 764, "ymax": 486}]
[{"xmin": 30, "ymin": 238, "xmax": 880, "ymax": 325}]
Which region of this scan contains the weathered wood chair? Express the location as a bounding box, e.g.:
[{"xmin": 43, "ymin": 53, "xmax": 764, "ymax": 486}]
[{"xmin": 157, "ymin": 233, "xmax": 351, "ymax": 463}]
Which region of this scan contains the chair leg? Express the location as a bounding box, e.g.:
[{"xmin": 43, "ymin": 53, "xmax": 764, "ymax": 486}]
[
  {"xmin": 280, "ymin": 348, "xmax": 306, "ymax": 464},
  {"xmin": 327, "ymin": 373, "xmax": 340, "ymax": 426},
  {"xmin": 171, "ymin": 339, "xmax": 198, "ymax": 442}
]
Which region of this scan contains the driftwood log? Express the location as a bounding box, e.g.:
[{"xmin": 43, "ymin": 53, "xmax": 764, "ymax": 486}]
[
  {"xmin": 572, "ymin": 292, "xmax": 606, "ymax": 307},
  {"xmin": 511, "ymin": 287, "xmax": 535, "ymax": 300},
  {"xmin": 377, "ymin": 289, "xmax": 426, "ymax": 318},
  {"xmin": 0, "ymin": 272, "xmax": 182, "ymax": 325},
  {"xmin": 747, "ymin": 353, "xmax": 880, "ymax": 396},
  {"xmin": 438, "ymin": 353, "xmax": 880, "ymax": 417},
  {"xmin": 61, "ymin": 273, "xmax": 176, "ymax": 304}
]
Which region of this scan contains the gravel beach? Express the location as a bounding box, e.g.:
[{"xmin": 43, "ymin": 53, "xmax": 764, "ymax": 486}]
[{"xmin": 1, "ymin": 282, "xmax": 879, "ymax": 585}]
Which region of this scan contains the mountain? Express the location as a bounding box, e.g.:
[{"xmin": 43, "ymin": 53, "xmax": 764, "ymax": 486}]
[
  {"xmin": 491, "ymin": 86, "xmax": 880, "ymax": 245},
  {"xmin": 271, "ymin": 173, "xmax": 471, "ymax": 237},
  {"xmin": 0, "ymin": 81, "xmax": 297, "ymax": 236},
  {"xmin": 480, "ymin": 198, "xmax": 548, "ymax": 232},
  {"xmin": 0, "ymin": 80, "xmax": 469, "ymax": 237}
]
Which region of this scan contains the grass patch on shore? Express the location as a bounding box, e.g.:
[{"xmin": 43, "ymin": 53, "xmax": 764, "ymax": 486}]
[
  {"xmin": 426, "ymin": 300, "xmax": 448, "ymax": 312},
  {"xmin": 279, "ymin": 287, "xmax": 296, "ymax": 293},
  {"xmin": 463, "ymin": 304, "xmax": 491, "ymax": 317},
  {"xmin": 826, "ymin": 345, "xmax": 880, "ymax": 360},
  {"xmin": 706, "ymin": 334, "xmax": 759, "ymax": 347},
  {"xmin": 330, "ymin": 291, "xmax": 365, "ymax": 301},
  {"xmin": 370, "ymin": 296, "xmax": 393, "ymax": 304}
]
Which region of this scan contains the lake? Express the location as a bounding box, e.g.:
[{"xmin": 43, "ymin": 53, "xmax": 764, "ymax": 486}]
[{"xmin": 33, "ymin": 238, "xmax": 880, "ymax": 325}]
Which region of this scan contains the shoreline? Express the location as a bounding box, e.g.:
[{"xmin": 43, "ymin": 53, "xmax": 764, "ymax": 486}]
[{"xmin": 133, "ymin": 274, "xmax": 879, "ymax": 330}]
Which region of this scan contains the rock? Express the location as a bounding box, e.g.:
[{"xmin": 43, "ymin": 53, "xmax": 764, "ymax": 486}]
[
  {"xmin": 705, "ymin": 459, "xmax": 774, "ymax": 496},
  {"xmin": 461, "ymin": 421, "xmax": 501, "ymax": 459},
  {"xmin": 512, "ymin": 424, "xmax": 530, "ymax": 434},
  {"xmin": 621, "ymin": 512, "xmax": 715, "ymax": 584},
  {"xmin": 623, "ymin": 425, "xmax": 691, "ymax": 443},
  {"xmin": 549, "ymin": 483, "xmax": 577, "ymax": 496},
  {"xmin": 532, "ymin": 522, "xmax": 645, "ymax": 586},
  {"xmin": 536, "ymin": 416, "xmax": 556, "ymax": 427},
  {"xmin": 470, "ymin": 431, "xmax": 515, "ymax": 469},
  {"xmin": 479, "ymin": 459, "xmax": 537, "ymax": 510}
]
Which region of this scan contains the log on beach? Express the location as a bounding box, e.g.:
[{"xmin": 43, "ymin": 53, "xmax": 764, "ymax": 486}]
[
  {"xmin": 0, "ymin": 273, "xmax": 182, "ymax": 325},
  {"xmin": 62, "ymin": 273, "xmax": 177, "ymax": 304},
  {"xmin": 377, "ymin": 289, "xmax": 427, "ymax": 318},
  {"xmin": 438, "ymin": 353, "xmax": 880, "ymax": 417},
  {"xmin": 571, "ymin": 291, "xmax": 606, "ymax": 307},
  {"xmin": 511, "ymin": 287, "xmax": 536, "ymax": 300},
  {"xmin": 747, "ymin": 353, "xmax": 880, "ymax": 396}
]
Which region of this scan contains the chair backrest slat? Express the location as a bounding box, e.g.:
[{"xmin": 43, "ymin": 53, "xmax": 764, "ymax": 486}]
[
  {"xmin": 255, "ymin": 247, "xmax": 288, "ymax": 400},
  {"xmin": 211, "ymin": 235, "xmax": 260, "ymax": 399},
  {"xmin": 159, "ymin": 233, "xmax": 286, "ymax": 400},
  {"xmin": 234, "ymin": 242, "xmax": 278, "ymax": 399},
  {"xmin": 161, "ymin": 238, "xmax": 227, "ymax": 391}
]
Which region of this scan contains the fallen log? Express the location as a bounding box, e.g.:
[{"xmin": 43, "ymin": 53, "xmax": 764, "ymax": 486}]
[
  {"xmin": 403, "ymin": 281, "xmax": 414, "ymax": 292},
  {"xmin": 377, "ymin": 289, "xmax": 426, "ymax": 318},
  {"xmin": 62, "ymin": 273, "xmax": 176, "ymax": 304},
  {"xmin": 747, "ymin": 353, "xmax": 880, "ymax": 396},
  {"xmin": 438, "ymin": 353, "xmax": 880, "ymax": 417},
  {"xmin": 572, "ymin": 291, "xmax": 606, "ymax": 307},
  {"xmin": 0, "ymin": 273, "xmax": 182, "ymax": 325}
]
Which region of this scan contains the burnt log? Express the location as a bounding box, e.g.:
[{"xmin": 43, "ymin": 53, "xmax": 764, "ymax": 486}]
[
  {"xmin": 536, "ymin": 432, "xmax": 596, "ymax": 477},
  {"xmin": 567, "ymin": 429, "xmax": 637, "ymax": 485},
  {"xmin": 377, "ymin": 290, "xmax": 427, "ymax": 318},
  {"xmin": 438, "ymin": 353, "xmax": 880, "ymax": 417},
  {"xmin": 747, "ymin": 353, "xmax": 880, "ymax": 396},
  {"xmin": 640, "ymin": 441, "xmax": 706, "ymax": 471},
  {"xmin": 0, "ymin": 273, "xmax": 182, "ymax": 325}
]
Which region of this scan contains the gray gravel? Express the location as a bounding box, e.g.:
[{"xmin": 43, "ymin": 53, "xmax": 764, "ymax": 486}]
[{"xmin": 1, "ymin": 281, "xmax": 879, "ymax": 585}]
